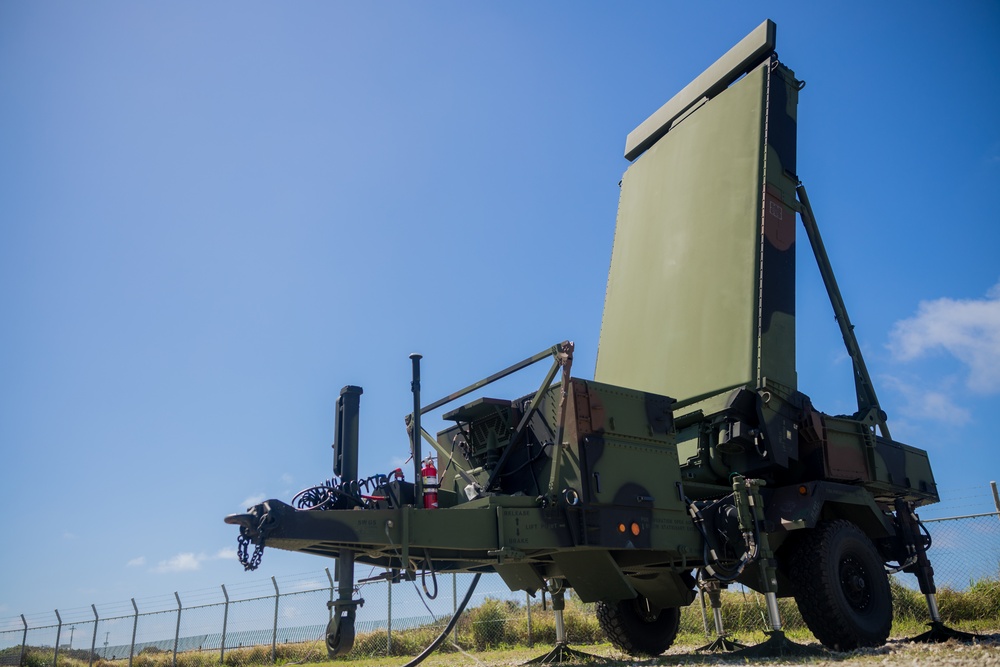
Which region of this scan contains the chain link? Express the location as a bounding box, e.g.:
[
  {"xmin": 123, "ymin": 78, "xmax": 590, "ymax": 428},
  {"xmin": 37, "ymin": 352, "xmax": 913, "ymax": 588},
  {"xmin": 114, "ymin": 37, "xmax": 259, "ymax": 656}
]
[{"xmin": 237, "ymin": 527, "xmax": 264, "ymax": 571}]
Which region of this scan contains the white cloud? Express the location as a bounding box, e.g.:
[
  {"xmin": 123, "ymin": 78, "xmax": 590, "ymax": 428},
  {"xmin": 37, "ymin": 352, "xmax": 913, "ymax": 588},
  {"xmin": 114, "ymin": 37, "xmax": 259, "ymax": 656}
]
[
  {"xmin": 888, "ymin": 282, "xmax": 1000, "ymax": 394},
  {"xmin": 288, "ymin": 579, "xmax": 326, "ymax": 593},
  {"xmin": 881, "ymin": 375, "xmax": 971, "ymax": 426},
  {"xmin": 150, "ymin": 549, "xmax": 234, "ymax": 573},
  {"xmin": 282, "ymin": 605, "xmax": 302, "ymax": 619},
  {"xmin": 153, "ymin": 553, "xmax": 203, "ymax": 574},
  {"xmin": 127, "ymin": 556, "xmax": 146, "ymax": 568},
  {"xmin": 240, "ymin": 494, "xmax": 266, "ymax": 510},
  {"xmin": 214, "ymin": 548, "xmax": 236, "ymax": 561}
]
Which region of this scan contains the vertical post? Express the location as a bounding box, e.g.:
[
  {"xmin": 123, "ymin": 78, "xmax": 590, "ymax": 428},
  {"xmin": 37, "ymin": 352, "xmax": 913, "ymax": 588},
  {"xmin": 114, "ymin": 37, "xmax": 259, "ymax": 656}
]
[
  {"xmin": 325, "ymin": 568, "xmax": 334, "ymax": 622},
  {"xmin": 386, "ymin": 576, "xmax": 392, "ymax": 655},
  {"xmin": 172, "ymin": 592, "xmax": 181, "ymax": 667},
  {"xmin": 271, "ymin": 576, "xmax": 279, "ymax": 664},
  {"xmin": 698, "ymin": 588, "xmax": 710, "ymax": 637},
  {"xmin": 764, "ymin": 592, "xmax": 783, "ymax": 631},
  {"xmin": 525, "ymin": 592, "xmax": 533, "ymax": 648},
  {"xmin": 18, "ymin": 615, "xmax": 27, "ymax": 667},
  {"xmin": 90, "ymin": 605, "xmax": 99, "ymax": 667},
  {"xmin": 220, "ymin": 585, "xmax": 229, "ymax": 664},
  {"xmin": 331, "ymin": 386, "xmax": 361, "ymax": 658},
  {"xmin": 453, "ymin": 575, "xmax": 459, "ymax": 645},
  {"xmin": 54, "ymin": 609, "xmax": 62, "ymax": 667},
  {"xmin": 332, "ymin": 386, "xmax": 363, "ymax": 482},
  {"xmin": 410, "ymin": 353, "xmax": 423, "ymax": 503},
  {"xmin": 991, "ymin": 481, "xmax": 1000, "ymax": 519},
  {"xmin": 129, "ymin": 599, "xmax": 138, "ymax": 667},
  {"xmin": 709, "ymin": 588, "xmax": 726, "ymax": 637},
  {"xmin": 552, "ymin": 591, "xmax": 566, "ymax": 645}
]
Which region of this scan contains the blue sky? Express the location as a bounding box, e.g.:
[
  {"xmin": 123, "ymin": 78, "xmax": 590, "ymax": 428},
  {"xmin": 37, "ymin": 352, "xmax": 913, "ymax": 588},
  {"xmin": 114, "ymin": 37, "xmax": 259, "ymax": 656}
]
[{"xmin": 2, "ymin": 2, "xmax": 999, "ymax": 624}]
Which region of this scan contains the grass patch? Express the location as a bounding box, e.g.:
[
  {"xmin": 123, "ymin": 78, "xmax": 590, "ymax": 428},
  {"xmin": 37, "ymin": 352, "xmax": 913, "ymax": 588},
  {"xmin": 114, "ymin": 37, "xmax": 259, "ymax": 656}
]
[{"xmin": 6, "ymin": 575, "xmax": 997, "ymax": 666}]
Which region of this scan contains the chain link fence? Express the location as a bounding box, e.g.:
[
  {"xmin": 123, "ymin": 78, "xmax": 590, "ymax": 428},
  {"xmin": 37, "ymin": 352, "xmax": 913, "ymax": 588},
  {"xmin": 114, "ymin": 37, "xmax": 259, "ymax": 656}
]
[
  {"xmin": 920, "ymin": 513, "xmax": 1000, "ymax": 589},
  {"xmin": 3, "ymin": 491, "xmax": 998, "ymax": 666}
]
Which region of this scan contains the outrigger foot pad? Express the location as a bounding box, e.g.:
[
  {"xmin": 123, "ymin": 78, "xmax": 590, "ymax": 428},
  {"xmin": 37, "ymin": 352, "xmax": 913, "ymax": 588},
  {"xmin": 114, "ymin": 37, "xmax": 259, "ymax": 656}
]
[
  {"xmin": 696, "ymin": 635, "xmax": 748, "ymax": 652},
  {"xmin": 908, "ymin": 621, "xmax": 979, "ymax": 643},
  {"xmin": 522, "ymin": 642, "xmax": 605, "ymax": 665},
  {"xmin": 730, "ymin": 630, "xmax": 826, "ymax": 658}
]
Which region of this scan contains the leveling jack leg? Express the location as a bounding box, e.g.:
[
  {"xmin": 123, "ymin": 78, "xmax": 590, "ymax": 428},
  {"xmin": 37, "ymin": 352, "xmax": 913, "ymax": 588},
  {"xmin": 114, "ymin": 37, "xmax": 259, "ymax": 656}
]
[
  {"xmin": 695, "ymin": 582, "xmax": 747, "ymax": 652},
  {"xmin": 910, "ymin": 620, "xmax": 979, "ymax": 644},
  {"xmin": 907, "ymin": 593, "xmax": 979, "ymax": 643},
  {"xmin": 731, "ymin": 594, "xmax": 825, "ymax": 658},
  {"xmin": 728, "ymin": 479, "xmax": 826, "ymax": 658},
  {"xmin": 523, "ymin": 590, "xmax": 606, "ymax": 665},
  {"xmin": 894, "ymin": 500, "xmax": 979, "ymax": 644}
]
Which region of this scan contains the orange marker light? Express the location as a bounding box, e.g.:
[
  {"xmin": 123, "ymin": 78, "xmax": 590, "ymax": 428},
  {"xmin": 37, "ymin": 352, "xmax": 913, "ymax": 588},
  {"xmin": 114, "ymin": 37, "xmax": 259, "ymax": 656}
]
[
  {"xmin": 618, "ymin": 523, "xmax": 626, "ymax": 533},
  {"xmin": 798, "ymin": 485, "xmax": 808, "ymax": 495},
  {"xmin": 631, "ymin": 522, "xmax": 640, "ymax": 536}
]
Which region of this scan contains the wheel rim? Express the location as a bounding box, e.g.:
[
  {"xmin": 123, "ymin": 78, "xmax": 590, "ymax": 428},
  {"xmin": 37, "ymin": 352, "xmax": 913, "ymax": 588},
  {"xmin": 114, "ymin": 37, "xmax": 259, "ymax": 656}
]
[
  {"xmin": 630, "ymin": 597, "xmax": 659, "ymax": 623},
  {"xmin": 839, "ymin": 553, "xmax": 873, "ymax": 611}
]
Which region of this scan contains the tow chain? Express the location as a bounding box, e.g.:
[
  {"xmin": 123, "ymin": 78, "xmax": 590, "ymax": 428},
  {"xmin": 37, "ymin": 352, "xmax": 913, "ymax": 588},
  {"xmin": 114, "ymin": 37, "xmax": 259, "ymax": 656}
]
[{"xmin": 237, "ymin": 525, "xmax": 266, "ymax": 571}]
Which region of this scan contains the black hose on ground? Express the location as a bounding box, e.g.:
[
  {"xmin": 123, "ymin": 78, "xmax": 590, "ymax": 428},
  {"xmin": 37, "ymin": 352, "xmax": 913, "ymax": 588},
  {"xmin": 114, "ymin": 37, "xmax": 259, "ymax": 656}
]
[{"xmin": 401, "ymin": 572, "xmax": 482, "ymax": 667}]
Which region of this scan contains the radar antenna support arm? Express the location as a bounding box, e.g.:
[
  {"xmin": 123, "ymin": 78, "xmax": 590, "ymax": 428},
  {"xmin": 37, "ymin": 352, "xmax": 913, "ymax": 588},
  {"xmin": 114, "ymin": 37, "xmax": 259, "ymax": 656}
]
[{"xmin": 796, "ymin": 184, "xmax": 890, "ymax": 440}]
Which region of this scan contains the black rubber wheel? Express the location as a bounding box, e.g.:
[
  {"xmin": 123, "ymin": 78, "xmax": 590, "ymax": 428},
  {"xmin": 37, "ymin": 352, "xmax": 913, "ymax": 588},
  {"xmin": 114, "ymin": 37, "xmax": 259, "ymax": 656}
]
[
  {"xmin": 787, "ymin": 520, "xmax": 892, "ymax": 651},
  {"xmin": 596, "ymin": 596, "xmax": 680, "ymax": 657},
  {"xmin": 325, "ymin": 613, "xmax": 355, "ymax": 658}
]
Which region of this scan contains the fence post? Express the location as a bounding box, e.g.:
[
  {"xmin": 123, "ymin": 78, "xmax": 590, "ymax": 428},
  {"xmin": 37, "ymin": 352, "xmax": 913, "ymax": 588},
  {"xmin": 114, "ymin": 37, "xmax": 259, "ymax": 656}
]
[
  {"xmin": 698, "ymin": 587, "xmax": 710, "ymax": 636},
  {"xmin": 325, "ymin": 568, "xmax": 334, "ymax": 623},
  {"xmin": 992, "ymin": 481, "xmax": 999, "ymax": 521},
  {"xmin": 129, "ymin": 598, "xmax": 138, "ymax": 667},
  {"xmin": 453, "ymin": 575, "xmax": 458, "ymax": 645},
  {"xmin": 386, "ymin": 575, "xmax": 392, "ymax": 656},
  {"xmin": 172, "ymin": 592, "xmax": 182, "ymax": 667},
  {"xmin": 525, "ymin": 592, "xmax": 533, "ymax": 648},
  {"xmin": 54, "ymin": 609, "xmax": 62, "ymax": 667},
  {"xmin": 19, "ymin": 615, "xmax": 27, "ymax": 667},
  {"xmin": 271, "ymin": 576, "xmax": 279, "ymax": 664},
  {"xmin": 220, "ymin": 585, "xmax": 229, "ymax": 664},
  {"xmin": 90, "ymin": 605, "xmax": 99, "ymax": 667}
]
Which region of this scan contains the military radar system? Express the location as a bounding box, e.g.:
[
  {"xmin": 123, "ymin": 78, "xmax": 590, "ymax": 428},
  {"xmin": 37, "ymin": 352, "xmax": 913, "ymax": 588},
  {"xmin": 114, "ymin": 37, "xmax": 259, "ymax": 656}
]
[{"xmin": 226, "ymin": 20, "xmax": 962, "ymax": 658}]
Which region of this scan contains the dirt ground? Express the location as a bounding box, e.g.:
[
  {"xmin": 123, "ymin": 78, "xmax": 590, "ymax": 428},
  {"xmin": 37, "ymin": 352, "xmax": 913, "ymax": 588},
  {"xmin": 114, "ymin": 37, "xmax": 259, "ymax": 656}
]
[
  {"xmin": 440, "ymin": 633, "xmax": 1000, "ymax": 667},
  {"xmin": 648, "ymin": 634, "xmax": 1000, "ymax": 667}
]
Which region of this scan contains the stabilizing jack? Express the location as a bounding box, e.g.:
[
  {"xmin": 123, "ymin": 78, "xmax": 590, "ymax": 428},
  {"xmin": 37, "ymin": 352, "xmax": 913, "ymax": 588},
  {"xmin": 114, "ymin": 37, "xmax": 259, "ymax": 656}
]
[
  {"xmin": 894, "ymin": 499, "xmax": 979, "ymax": 644},
  {"xmin": 523, "ymin": 589, "xmax": 605, "ymax": 665},
  {"xmin": 695, "ymin": 580, "xmax": 746, "ymax": 652},
  {"xmin": 729, "ymin": 478, "xmax": 824, "ymax": 659},
  {"xmin": 730, "ymin": 592, "xmax": 825, "ymax": 659}
]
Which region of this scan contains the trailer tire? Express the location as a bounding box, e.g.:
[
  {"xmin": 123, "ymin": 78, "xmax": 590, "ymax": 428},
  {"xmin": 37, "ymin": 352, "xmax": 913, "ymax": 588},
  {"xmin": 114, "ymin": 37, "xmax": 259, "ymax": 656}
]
[
  {"xmin": 596, "ymin": 596, "xmax": 680, "ymax": 657},
  {"xmin": 788, "ymin": 520, "xmax": 892, "ymax": 651}
]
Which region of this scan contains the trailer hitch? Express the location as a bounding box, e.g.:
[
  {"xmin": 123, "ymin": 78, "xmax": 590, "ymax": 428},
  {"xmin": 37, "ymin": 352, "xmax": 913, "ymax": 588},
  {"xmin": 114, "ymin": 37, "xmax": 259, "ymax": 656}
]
[{"xmin": 225, "ymin": 504, "xmax": 277, "ymax": 571}]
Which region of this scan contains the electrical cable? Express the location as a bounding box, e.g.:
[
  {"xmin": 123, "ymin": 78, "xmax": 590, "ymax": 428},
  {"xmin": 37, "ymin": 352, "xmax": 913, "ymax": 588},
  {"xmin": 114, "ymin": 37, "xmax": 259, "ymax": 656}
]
[
  {"xmin": 399, "ymin": 573, "xmax": 481, "ymax": 667},
  {"xmin": 687, "ymin": 492, "xmax": 759, "ymax": 583},
  {"xmin": 421, "ymin": 557, "xmax": 438, "ymax": 600}
]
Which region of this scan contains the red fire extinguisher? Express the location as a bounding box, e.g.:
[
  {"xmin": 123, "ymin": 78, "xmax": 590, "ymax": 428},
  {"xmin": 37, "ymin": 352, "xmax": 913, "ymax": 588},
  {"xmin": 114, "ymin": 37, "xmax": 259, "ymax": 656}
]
[{"xmin": 421, "ymin": 457, "xmax": 439, "ymax": 509}]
